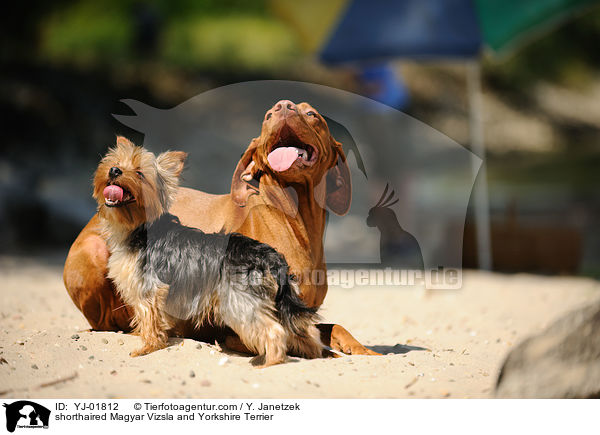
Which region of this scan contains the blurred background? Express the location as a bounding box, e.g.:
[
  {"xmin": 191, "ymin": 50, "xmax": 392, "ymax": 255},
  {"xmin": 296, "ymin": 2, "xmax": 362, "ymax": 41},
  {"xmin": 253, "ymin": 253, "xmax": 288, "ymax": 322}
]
[{"xmin": 1, "ymin": 0, "xmax": 599, "ymax": 277}]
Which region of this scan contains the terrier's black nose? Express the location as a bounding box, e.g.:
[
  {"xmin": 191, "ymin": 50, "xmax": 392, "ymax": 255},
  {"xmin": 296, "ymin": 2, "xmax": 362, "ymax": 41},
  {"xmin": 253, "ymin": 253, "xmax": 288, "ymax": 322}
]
[{"xmin": 109, "ymin": 167, "xmax": 122, "ymax": 178}]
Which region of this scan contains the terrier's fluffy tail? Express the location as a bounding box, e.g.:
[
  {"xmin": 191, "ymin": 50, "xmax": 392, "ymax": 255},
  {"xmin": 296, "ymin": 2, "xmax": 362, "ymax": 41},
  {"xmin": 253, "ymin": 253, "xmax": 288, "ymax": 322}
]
[
  {"xmin": 275, "ymin": 275, "xmax": 323, "ymax": 359},
  {"xmin": 275, "ymin": 277, "xmax": 317, "ymax": 334}
]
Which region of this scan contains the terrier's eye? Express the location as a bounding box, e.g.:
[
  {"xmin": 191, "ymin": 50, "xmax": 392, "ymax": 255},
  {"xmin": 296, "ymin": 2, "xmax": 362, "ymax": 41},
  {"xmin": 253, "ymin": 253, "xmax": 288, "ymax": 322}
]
[
  {"xmin": 306, "ymin": 111, "xmax": 317, "ymax": 117},
  {"xmin": 266, "ymin": 112, "xmax": 272, "ymax": 120},
  {"xmin": 136, "ymin": 171, "xmax": 144, "ymax": 178}
]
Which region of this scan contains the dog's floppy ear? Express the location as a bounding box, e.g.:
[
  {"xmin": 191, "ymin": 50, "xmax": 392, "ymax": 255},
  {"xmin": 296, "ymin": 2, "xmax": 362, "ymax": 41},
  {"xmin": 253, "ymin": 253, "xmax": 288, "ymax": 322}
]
[
  {"xmin": 326, "ymin": 139, "xmax": 351, "ymax": 215},
  {"xmin": 231, "ymin": 138, "xmax": 259, "ymax": 207},
  {"xmin": 156, "ymin": 151, "xmax": 187, "ymax": 178}
]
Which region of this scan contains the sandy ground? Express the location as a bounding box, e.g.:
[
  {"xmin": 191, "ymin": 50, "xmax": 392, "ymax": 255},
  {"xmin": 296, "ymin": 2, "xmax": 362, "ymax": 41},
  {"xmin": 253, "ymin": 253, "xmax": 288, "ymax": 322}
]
[{"xmin": 1, "ymin": 254, "xmax": 599, "ymax": 399}]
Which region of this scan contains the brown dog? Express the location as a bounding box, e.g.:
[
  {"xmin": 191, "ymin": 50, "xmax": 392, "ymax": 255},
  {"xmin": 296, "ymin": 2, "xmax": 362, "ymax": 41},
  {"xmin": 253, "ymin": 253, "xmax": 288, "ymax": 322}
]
[{"xmin": 64, "ymin": 100, "xmax": 378, "ymax": 355}]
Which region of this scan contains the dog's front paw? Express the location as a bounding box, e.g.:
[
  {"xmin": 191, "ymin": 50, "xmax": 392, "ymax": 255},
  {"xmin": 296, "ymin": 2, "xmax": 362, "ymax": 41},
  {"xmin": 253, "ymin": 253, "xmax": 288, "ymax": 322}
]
[
  {"xmin": 340, "ymin": 344, "xmax": 381, "ymax": 356},
  {"xmin": 328, "ymin": 325, "xmax": 381, "ymax": 356},
  {"xmin": 130, "ymin": 346, "xmax": 153, "ymax": 357}
]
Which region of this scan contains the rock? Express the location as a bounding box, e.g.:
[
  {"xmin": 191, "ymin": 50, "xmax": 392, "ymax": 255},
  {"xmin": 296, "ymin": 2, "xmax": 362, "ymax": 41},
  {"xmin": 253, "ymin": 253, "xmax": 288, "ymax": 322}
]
[
  {"xmin": 71, "ymin": 334, "xmax": 80, "ymax": 340},
  {"xmin": 101, "ymin": 338, "xmax": 108, "ymax": 344},
  {"xmin": 189, "ymin": 370, "xmax": 196, "ymax": 378},
  {"xmin": 496, "ymin": 300, "xmax": 600, "ymax": 398}
]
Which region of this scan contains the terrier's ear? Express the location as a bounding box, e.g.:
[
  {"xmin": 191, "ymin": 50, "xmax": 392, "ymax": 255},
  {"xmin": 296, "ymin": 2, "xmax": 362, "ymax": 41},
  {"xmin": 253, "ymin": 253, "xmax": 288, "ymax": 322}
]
[
  {"xmin": 156, "ymin": 151, "xmax": 187, "ymax": 178},
  {"xmin": 115, "ymin": 136, "xmax": 135, "ymax": 149}
]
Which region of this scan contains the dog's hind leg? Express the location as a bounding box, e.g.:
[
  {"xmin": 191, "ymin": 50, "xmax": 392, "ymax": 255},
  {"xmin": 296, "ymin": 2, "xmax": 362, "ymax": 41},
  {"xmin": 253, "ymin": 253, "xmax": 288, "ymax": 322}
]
[
  {"xmin": 226, "ymin": 311, "xmax": 288, "ymax": 368},
  {"xmin": 130, "ymin": 286, "xmax": 173, "ymax": 357},
  {"xmin": 287, "ymin": 322, "xmax": 324, "ymax": 360},
  {"xmin": 218, "ymin": 272, "xmax": 288, "ymax": 367},
  {"xmin": 247, "ymin": 318, "xmax": 288, "ymax": 368},
  {"xmin": 219, "ymin": 303, "xmax": 288, "ymax": 367}
]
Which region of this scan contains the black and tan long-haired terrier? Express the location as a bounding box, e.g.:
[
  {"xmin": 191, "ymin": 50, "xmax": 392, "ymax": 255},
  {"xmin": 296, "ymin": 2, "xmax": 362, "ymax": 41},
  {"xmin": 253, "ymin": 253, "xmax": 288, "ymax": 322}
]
[{"xmin": 94, "ymin": 137, "xmax": 323, "ymax": 366}]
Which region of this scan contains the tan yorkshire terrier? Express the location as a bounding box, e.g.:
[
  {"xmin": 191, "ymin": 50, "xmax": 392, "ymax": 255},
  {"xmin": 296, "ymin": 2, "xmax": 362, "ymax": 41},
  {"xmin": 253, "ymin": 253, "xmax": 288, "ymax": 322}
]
[{"xmin": 93, "ymin": 137, "xmax": 323, "ymax": 366}]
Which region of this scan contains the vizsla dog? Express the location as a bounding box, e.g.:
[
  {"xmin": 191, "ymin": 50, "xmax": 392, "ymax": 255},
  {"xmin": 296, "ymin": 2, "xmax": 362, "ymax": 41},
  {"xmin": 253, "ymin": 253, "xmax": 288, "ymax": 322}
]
[{"xmin": 64, "ymin": 100, "xmax": 378, "ymax": 355}]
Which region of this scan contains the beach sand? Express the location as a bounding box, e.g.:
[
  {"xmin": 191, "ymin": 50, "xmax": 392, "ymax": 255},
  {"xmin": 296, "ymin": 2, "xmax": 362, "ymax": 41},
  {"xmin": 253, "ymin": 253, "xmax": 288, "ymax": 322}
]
[{"xmin": 1, "ymin": 254, "xmax": 598, "ymax": 399}]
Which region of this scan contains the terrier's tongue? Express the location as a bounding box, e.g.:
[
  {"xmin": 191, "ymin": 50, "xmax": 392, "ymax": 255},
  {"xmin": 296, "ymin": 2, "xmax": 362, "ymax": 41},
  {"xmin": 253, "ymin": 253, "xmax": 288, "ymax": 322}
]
[
  {"xmin": 267, "ymin": 147, "xmax": 299, "ymax": 172},
  {"xmin": 103, "ymin": 185, "xmax": 124, "ymax": 202}
]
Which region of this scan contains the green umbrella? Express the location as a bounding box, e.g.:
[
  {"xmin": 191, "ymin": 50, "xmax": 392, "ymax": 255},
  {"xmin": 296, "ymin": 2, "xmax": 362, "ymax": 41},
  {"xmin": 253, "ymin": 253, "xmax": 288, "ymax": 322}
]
[{"xmin": 476, "ymin": 0, "xmax": 598, "ymax": 54}]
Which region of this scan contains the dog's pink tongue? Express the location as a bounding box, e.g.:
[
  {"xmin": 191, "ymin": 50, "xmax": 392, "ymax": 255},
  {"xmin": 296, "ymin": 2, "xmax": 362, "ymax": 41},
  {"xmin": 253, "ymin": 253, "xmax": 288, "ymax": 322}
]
[
  {"xmin": 103, "ymin": 185, "xmax": 124, "ymax": 202},
  {"xmin": 267, "ymin": 147, "xmax": 298, "ymax": 172}
]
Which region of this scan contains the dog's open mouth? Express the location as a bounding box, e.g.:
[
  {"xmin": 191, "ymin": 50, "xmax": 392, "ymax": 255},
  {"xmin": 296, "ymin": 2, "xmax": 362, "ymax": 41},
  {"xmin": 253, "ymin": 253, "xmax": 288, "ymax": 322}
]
[
  {"xmin": 267, "ymin": 127, "xmax": 318, "ymax": 172},
  {"xmin": 103, "ymin": 184, "xmax": 135, "ymax": 207}
]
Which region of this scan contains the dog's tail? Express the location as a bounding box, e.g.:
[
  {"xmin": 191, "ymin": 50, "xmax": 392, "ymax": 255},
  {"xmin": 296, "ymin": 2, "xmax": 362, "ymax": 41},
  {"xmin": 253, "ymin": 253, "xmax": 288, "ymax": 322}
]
[
  {"xmin": 275, "ymin": 275, "xmax": 323, "ymax": 359},
  {"xmin": 275, "ymin": 275, "xmax": 319, "ymax": 335},
  {"xmin": 249, "ymin": 242, "xmax": 323, "ymax": 358}
]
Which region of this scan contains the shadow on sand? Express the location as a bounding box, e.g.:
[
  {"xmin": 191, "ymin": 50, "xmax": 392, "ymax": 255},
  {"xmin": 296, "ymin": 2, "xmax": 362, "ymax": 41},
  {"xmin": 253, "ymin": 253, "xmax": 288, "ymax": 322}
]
[{"xmin": 368, "ymin": 343, "xmax": 428, "ymax": 355}]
